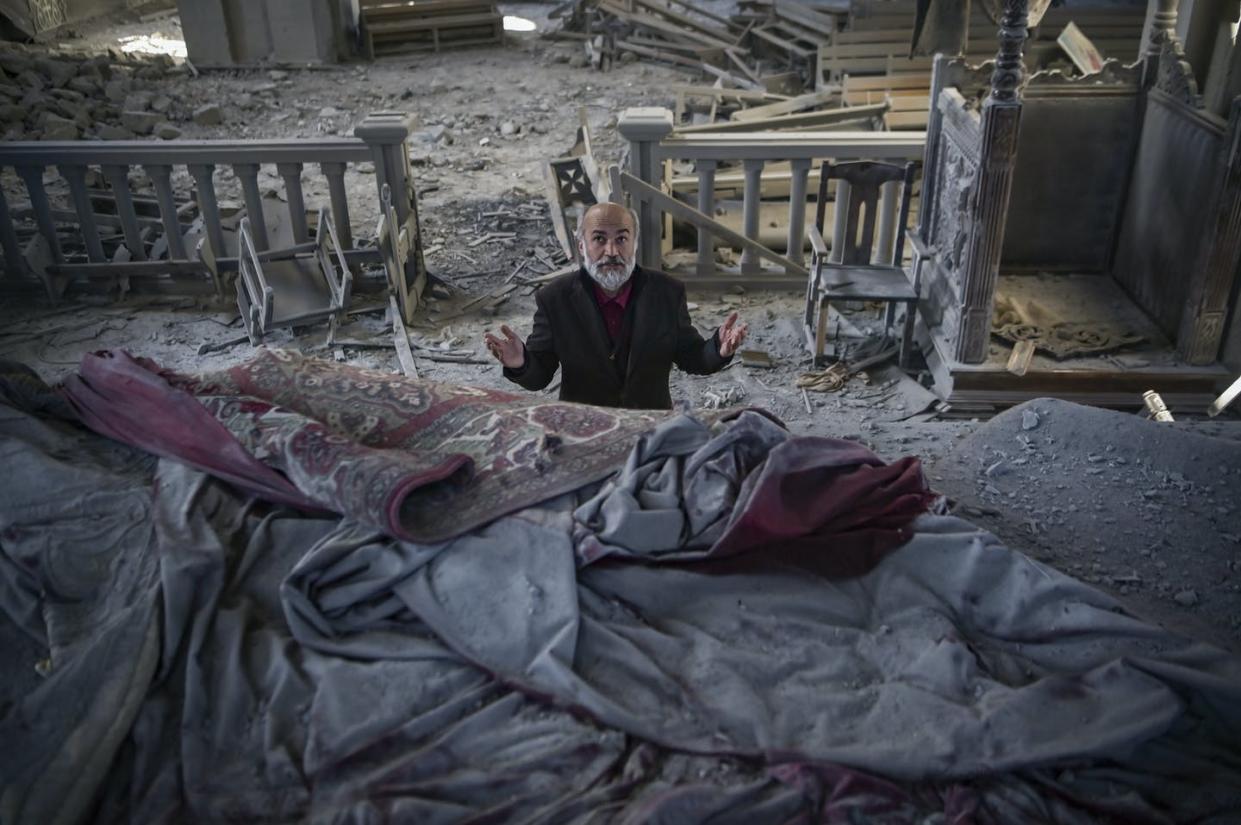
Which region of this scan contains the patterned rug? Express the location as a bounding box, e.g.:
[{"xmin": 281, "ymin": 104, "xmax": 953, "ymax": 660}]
[{"xmin": 64, "ymin": 348, "xmax": 673, "ymax": 543}]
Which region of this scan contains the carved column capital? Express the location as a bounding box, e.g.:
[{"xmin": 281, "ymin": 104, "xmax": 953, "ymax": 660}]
[
  {"xmin": 987, "ymin": 0, "xmax": 1030, "ymax": 104},
  {"xmin": 1147, "ymin": 0, "xmax": 1180, "ymax": 59}
]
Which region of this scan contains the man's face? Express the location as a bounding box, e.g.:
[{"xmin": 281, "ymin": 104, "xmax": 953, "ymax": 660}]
[{"xmin": 579, "ymin": 205, "xmax": 636, "ymax": 292}]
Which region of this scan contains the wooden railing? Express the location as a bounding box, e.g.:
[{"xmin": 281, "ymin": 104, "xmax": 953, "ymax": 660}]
[
  {"xmin": 616, "ymin": 106, "xmax": 925, "ymax": 285},
  {"xmin": 0, "ymin": 111, "xmax": 426, "ymax": 316}
]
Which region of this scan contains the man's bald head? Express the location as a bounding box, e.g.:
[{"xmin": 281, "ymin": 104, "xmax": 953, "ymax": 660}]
[
  {"xmin": 578, "ymin": 202, "xmax": 638, "ymax": 240},
  {"xmin": 577, "ymin": 202, "xmax": 639, "ymax": 293}
]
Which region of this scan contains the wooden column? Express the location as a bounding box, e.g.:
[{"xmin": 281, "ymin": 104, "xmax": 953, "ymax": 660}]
[
  {"xmin": 277, "ymin": 162, "xmax": 309, "ymax": 243},
  {"xmin": 188, "ymin": 163, "xmax": 227, "ymax": 266},
  {"xmin": 1178, "ymin": 97, "xmax": 1241, "ymax": 364},
  {"xmin": 618, "ymin": 107, "xmax": 674, "ymax": 269},
  {"xmin": 696, "ymin": 159, "xmax": 716, "ymax": 276},
  {"xmin": 233, "ymin": 162, "xmax": 268, "ymax": 251},
  {"xmin": 0, "ymin": 180, "xmax": 24, "ymax": 280},
  {"xmin": 786, "ymin": 158, "xmax": 812, "ymax": 271},
  {"xmin": 955, "ymin": 0, "xmax": 1029, "ymax": 363},
  {"xmin": 145, "ymin": 164, "xmax": 187, "ymax": 259},
  {"xmin": 1144, "ymin": 0, "xmax": 1181, "ymax": 83},
  {"xmin": 740, "ymin": 159, "xmax": 764, "ymax": 275}
]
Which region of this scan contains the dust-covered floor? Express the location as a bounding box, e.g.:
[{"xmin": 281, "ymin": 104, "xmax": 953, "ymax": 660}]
[{"xmin": 0, "ymin": 3, "xmax": 1238, "ymax": 653}]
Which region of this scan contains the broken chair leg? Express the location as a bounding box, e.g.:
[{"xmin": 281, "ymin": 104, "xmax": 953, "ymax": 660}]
[
  {"xmin": 1142, "ymin": 390, "xmax": 1174, "ymax": 422},
  {"xmin": 1208, "ymin": 373, "xmax": 1241, "ymax": 418}
]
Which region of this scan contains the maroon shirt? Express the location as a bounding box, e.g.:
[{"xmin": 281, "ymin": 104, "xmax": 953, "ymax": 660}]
[{"xmin": 591, "ymin": 278, "xmax": 634, "ymax": 343}]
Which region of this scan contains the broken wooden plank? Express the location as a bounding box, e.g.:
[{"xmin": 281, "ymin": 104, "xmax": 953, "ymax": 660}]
[
  {"xmin": 628, "ymin": 0, "xmax": 740, "ymax": 47},
  {"xmin": 667, "ymin": 84, "xmax": 789, "ymax": 103},
  {"xmin": 729, "ymin": 87, "xmax": 841, "ymax": 122},
  {"xmin": 676, "ymin": 101, "xmax": 888, "ymax": 133},
  {"xmin": 618, "ymin": 169, "xmax": 808, "ymax": 277},
  {"xmin": 1006, "ymin": 339, "xmax": 1036, "ymax": 377},
  {"xmin": 390, "ymin": 294, "xmax": 419, "ymax": 378}
]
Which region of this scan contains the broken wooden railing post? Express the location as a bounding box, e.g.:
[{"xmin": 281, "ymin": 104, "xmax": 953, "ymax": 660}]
[
  {"xmin": 356, "ymin": 111, "xmax": 427, "ymax": 324},
  {"xmin": 0, "ymin": 185, "xmax": 26, "ymax": 281},
  {"xmin": 695, "ymin": 159, "xmax": 717, "ymax": 276},
  {"xmin": 618, "ymin": 107, "xmax": 674, "ymax": 268},
  {"xmin": 786, "ymin": 158, "xmax": 812, "ymax": 271},
  {"xmin": 740, "ymin": 158, "xmax": 764, "ymax": 275}
]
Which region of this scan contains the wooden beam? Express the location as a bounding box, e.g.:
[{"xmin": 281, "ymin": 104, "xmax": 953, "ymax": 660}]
[
  {"xmin": 390, "ymin": 294, "xmax": 419, "ymax": 378},
  {"xmin": 730, "ymin": 87, "xmax": 841, "ymax": 121},
  {"xmin": 619, "ymin": 169, "xmax": 809, "ymax": 276}
]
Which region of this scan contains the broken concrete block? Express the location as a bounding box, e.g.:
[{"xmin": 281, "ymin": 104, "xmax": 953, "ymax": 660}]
[
  {"xmin": 97, "ymin": 123, "xmax": 135, "ymax": 140},
  {"xmin": 50, "ymin": 87, "xmax": 85, "ymax": 104},
  {"xmin": 411, "ymin": 124, "xmax": 446, "ymax": 144},
  {"xmin": 1174, "ymin": 589, "xmax": 1200, "ymax": 607},
  {"xmin": 67, "ymin": 75, "xmax": 100, "ymax": 95},
  {"xmin": 150, "ymin": 94, "xmax": 172, "ymax": 113},
  {"xmin": 84, "ymin": 55, "xmax": 113, "ymax": 81},
  {"xmin": 16, "ymin": 70, "xmax": 45, "ymax": 91},
  {"xmin": 34, "ymin": 58, "xmax": 76, "ymax": 88},
  {"xmin": 269, "ymin": 69, "xmax": 289, "ymax": 82},
  {"xmin": 41, "ymin": 113, "xmax": 79, "ymax": 140},
  {"xmin": 92, "ymin": 102, "xmax": 120, "ymax": 121},
  {"xmin": 500, "ymin": 120, "xmax": 518, "ymax": 136},
  {"xmin": 122, "ymin": 91, "xmax": 153, "ymax": 111},
  {"xmin": 104, "ymin": 78, "xmax": 129, "ymax": 101},
  {"xmin": 0, "ymin": 52, "xmax": 33, "ymax": 76},
  {"xmin": 193, "ymin": 104, "xmax": 223, "ymax": 125},
  {"xmin": 155, "ymin": 122, "xmax": 182, "ymax": 140},
  {"xmin": 121, "ymin": 110, "xmax": 161, "ymax": 134}
]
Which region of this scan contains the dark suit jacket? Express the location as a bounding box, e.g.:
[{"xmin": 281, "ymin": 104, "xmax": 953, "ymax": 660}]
[{"xmin": 503, "ymin": 266, "xmax": 730, "ymax": 409}]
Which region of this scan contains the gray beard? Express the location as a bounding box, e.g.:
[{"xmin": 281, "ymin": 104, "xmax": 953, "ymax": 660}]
[{"xmin": 584, "ymin": 255, "xmax": 635, "ymax": 293}]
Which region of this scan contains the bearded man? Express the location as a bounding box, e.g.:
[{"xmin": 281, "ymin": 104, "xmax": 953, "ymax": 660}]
[{"xmin": 484, "ymin": 202, "xmax": 747, "ymax": 410}]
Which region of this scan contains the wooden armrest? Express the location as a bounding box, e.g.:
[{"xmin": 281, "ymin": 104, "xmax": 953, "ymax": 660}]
[
  {"xmin": 905, "ymin": 228, "xmax": 934, "ymax": 258},
  {"xmin": 256, "ymin": 240, "xmax": 319, "ymax": 263},
  {"xmin": 807, "ymin": 223, "xmax": 828, "ymax": 256}
]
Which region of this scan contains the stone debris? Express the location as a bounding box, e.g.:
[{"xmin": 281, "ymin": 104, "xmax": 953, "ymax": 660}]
[
  {"xmin": 192, "ymin": 103, "xmax": 223, "ymax": 126},
  {"xmin": 0, "ymin": 41, "xmax": 200, "ymax": 142}
]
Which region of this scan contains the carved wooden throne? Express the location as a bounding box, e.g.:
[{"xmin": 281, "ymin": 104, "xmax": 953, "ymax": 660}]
[{"xmin": 910, "ymin": 0, "xmax": 1241, "ymax": 389}]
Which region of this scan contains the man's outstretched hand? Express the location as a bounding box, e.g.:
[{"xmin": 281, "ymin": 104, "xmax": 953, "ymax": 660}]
[
  {"xmin": 718, "ymin": 311, "xmax": 749, "ymax": 358},
  {"xmin": 484, "ymin": 325, "xmax": 526, "ymax": 369}
]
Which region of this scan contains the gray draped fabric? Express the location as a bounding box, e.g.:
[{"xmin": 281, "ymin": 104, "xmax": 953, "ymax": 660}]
[{"xmin": 3, "ymin": 370, "xmax": 1241, "ymax": 824}]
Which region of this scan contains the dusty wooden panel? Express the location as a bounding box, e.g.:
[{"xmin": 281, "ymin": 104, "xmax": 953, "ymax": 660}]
[
  {"xmin": 1001, "ymin": 86, "xmax": 1140, "ymax": 271},
  {"xmin": 1112, "ymin": 90, "xmax": 1223, "ymax": 338}
]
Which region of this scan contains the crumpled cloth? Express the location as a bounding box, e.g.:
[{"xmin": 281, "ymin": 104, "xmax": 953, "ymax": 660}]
[{"xmin": 6, "ymin": 363, "xmax": 1241, "ymax": 824}]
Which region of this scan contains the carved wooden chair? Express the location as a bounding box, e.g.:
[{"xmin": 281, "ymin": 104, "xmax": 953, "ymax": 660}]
[
  {"xmin": 804, "ymin": 160, "xmax": 921, "ymax": 367},
  {"xmin": 233, "ymin": 207, "xmax": 352, "ymax": 345}
]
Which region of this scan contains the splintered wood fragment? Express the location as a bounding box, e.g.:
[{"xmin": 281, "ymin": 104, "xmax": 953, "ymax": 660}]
[
  {"xmin": 526, "ymin": 263, "xmax": 579, "ymax": 284},
  {"xmin": 432, "ymin": 283, "xmax": 520, "ymax": 323},
  {"xmin": 390, "ymin": 294, "xmax": 419, "ymax": 379},
  {"xmin": 461, "ymin": 282, "xmax": 518, "ymax": 311},
  {"xmin": 1006, "ymin": 340, "xmax": 1035, "ymax": 377},
  {"xmin": 739, "ymin": 348, "xmax": 775, "ymax": 368},
  {"xmin": 505, "ymin": 259, "xmax": 529, "ymax": 283},
  {"xmin": 467, "ymin": 232, "xmax": 517, "ymax": 248},
  {"xmin": 418, "ymin": 352, "xmax": 491, "ymax": 364}
]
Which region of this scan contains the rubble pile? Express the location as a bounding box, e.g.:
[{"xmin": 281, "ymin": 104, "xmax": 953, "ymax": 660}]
[{"xmin": 0, "ymin": 43, "xmax": 195, "ymax": 141}]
